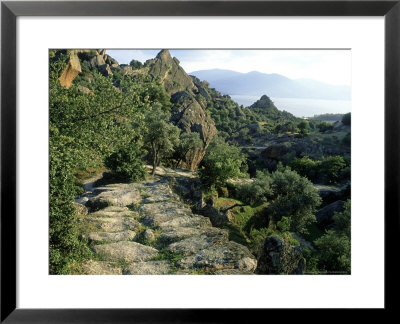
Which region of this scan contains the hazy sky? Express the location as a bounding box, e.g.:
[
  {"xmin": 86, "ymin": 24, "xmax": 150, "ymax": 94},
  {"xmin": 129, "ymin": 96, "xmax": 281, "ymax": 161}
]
[{"xmin": 106, "ymin": 49, "xmax": 351, "ymax": 86}]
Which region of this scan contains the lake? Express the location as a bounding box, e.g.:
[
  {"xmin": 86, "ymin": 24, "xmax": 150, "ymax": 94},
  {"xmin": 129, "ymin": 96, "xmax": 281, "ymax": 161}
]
[{"xmin": 230, "ymin": 95, "xmax": 351, "ymax": 118}]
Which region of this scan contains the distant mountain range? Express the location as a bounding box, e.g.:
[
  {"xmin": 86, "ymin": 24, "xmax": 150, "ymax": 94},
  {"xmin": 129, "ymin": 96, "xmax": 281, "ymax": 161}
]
[{"xmin": 189, "ymin": 69, "xmax": 351, "ymax": 100}]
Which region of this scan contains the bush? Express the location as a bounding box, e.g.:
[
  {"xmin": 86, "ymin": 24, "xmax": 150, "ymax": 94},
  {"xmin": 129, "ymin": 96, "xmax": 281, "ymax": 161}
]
[
  {"xmin": 320, "ymin": 155, "xmax": 346, "ymax": 183},
  {"xmin": 237, "ymin": 170, "xmax": 273, "ymax": 205},
  {"xmin": 105, "ymin": 144, "xmax": 146, "ymax": 182},
  {"xmin": 314, "ymin": 231, "xmax": 351, "ymax": 273},
  {"xmin": 314, "ymin": 200, "xmax": 351, "ymax": 274},
  {"xmin": 199, "ymin": 137, "xmax": 247, "ymax": 189},
  {"xmin": 129, "ymin": 59, "xmax": 143, "ymax": 69},
  {"xmin": 268, "ymin": 168, "xmax": 322, "ymax": 234},
  {"xmin": 289, "ymin": 156, "xmax": 320, "ymax": 181},
  {"xmin": 317, "ymin": 121, "xmax": 334, "ymax": 132},
  {"xmin": 342, "ymin": 112, "xmax": 351, "ymax": 126}
]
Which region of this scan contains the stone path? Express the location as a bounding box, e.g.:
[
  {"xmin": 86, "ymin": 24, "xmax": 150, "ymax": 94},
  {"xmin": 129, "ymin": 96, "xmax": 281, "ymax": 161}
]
[{"xmin": 77, "ymin": 170, "xmax": 257, "ymax": 275}]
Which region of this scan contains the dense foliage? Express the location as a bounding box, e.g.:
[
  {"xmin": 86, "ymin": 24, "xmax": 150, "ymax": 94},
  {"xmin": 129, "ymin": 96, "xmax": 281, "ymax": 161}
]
[
  {"xmin": 315, "ymin": 200, "xmax": 351, "ymax": 273},
  {"xmin": 104, "ymin": 144, "xmax": 146, "ymax": 182},
  {"xmin": 143, "ymin": 104, "xmax": 181, "ymax": 175},
  {"xmin": 49, "ymin": 51, "xmax": 171, "ymax": 273},
  {"xmin": 199, "ymin": 137, "xmax": 247, "ymax": 188}
]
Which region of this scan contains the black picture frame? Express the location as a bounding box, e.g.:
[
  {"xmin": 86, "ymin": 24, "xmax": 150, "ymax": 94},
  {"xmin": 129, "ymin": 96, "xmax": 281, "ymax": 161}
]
[{"xmin": 1, "ymin": 0, "xmax": 399, "ymax": 322}]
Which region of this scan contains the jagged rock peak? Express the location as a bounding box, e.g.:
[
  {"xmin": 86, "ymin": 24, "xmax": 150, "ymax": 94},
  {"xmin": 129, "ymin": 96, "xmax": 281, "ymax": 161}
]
[
  {"xmin": 147, "ymin": 49, "xmax": 196, "ymax": 95},
  {"xmin": 157, "ymin": 49, "xmax": 172, "ymax": 60},
  {"xmin": 250, "ymin": 94, "xmax": 275, "ymax": 109}
]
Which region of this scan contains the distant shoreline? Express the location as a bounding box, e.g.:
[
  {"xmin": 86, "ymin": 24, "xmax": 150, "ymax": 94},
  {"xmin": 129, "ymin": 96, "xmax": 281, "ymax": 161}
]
[{"xmin": 230, "ymin": 95, "xmax": 351, "ymax": 118}]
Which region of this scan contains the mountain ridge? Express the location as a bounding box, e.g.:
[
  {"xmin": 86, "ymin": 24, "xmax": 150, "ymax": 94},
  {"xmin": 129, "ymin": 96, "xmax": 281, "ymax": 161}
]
[{"xmin": 190, "ymin": 69, "xmax": 350, "ymax": 100}]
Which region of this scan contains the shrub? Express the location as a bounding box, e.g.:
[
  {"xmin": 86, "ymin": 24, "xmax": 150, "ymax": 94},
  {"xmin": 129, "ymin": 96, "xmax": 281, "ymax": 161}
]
[
  {"xmin": 314, "ymin": 231, "xmax": 351, "ymax": 273},
  {"xmin": 317, "ymin": 121, "xmax": 334, "ymax": 132},
  {"xmin": 105, "ymin": 144, "xmax": 146, "ymax": 182},
  {"xmin": 289, "ymin": 156, "xmax": 320, "ymax": 181},
  {"xmin": 199, "ymin": 137, "xmax": 247, "ymax": 189},
  {"xmin": 342, "ymin": 112, "xmax": 351, "ymax": 126},
  {"xmin": 277, "ymin": 216, "xmax": 291, "ymax": 232},
  {"xmin": 237, "ymin": 170, "xmax": 273, "ymax": 205},
  {"xmin": 268, "ymin": 168, "xmax": 322, "ymax": 234},
  {"xmin": 129, "ymin": 59, "xmax": 143, "ymax": 69},
  {"xmin": 320, "ymin": 155, "xmax": 346, "ymax": 183}
]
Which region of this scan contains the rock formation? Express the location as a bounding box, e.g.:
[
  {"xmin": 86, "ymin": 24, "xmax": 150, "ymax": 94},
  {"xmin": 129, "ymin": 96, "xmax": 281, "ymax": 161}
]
[
  {"xmin": 58, "ymin": 51, "xmax": 82, "ymax": 88},
  {"xmin": 56, "ymin": 48, "xmax": 216, "ymax": 169},
  {"xmin": 256, "ymin": 235, "xmax": 305, "ymax": 274},
  {"xmin": 146, "ymin": 50, "xmax": 217, "ymax": 170},
  {"xmin": 77, "ymin": 168, "xmax": 257, "ymax": 275}
]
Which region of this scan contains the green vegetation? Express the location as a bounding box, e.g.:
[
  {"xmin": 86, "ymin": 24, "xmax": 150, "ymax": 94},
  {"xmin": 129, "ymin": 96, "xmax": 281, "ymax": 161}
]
[
  {"xmin": 49, "ymin": 51, "xmax": 173, "ymax": 274},
  {"xmin": 289, "ymin": 155, "xmax": 348, "ymax": 184},
  {"xmin": 174, "ymin": 132, "xmax": 203, "ymax": 168},
  {"xmin": 129, "ymin": 59, "xmax": 143, "ymax": 69},
  {"xmin": 342, "ymin": 112, "xmax": 351, "ymax": 126},
  {"xmin": 199, "ymin": 137, "xmax": 247, "ymax": 189},
  {"xmin": 268, "ymin": 168, "xmax": 321, "ymax": 233},
  {"xmin": 104, "ymin": 144, "xmax": 146, "ymax": 182},
  {"xmin": 143, "ymin": 103, "xmax": 181, "ymax": 175}
]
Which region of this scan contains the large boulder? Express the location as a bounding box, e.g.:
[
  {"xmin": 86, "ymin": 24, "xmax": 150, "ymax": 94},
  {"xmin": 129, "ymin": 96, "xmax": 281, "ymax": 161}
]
[
  {"xmin": 92, "ymin": 241, "xmax": 158, "ymax": 263},
  {"xmin": 170, "ymin": 91, "xmax": 217, "ymax": 170},
  {"xmin": 86, "ymin": 188, "xmax": 141, "ymax": 210},
  {"xmin": 177, "ymin": 241, "xmax": 257, "ymax": 273},
  {"xmin": 315, "ymin": 200, "xmax": 345, "ymax": 227},
  {"xmin": 167, "ymin": 230, "xmax": 229, "ymax": 256},
  {"xmin": 80, "ymin": 260, "xmax": 122, "ymax": 275},
  {"xmin": 200, "ymin": 204, "xmax": 229, "ymax": 228},
  {"xmin": 123, "ymin": 261, "xmax": 171, "ymax": 275},
  {"xmin": 256, "ymin": 235, "xmax": 305, "ymax": 274}
]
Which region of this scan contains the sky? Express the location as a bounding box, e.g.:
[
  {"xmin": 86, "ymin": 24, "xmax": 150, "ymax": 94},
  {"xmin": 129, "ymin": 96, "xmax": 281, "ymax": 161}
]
[{"xmin": 106, "ymin": 49, "xmax": 351, "ymax": 86}]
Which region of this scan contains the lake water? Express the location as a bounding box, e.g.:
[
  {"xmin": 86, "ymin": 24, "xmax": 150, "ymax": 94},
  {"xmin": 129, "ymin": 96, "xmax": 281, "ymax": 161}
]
[{"xmin": 230, "ymin": 95, "xmax": 351, "ymax": 118}]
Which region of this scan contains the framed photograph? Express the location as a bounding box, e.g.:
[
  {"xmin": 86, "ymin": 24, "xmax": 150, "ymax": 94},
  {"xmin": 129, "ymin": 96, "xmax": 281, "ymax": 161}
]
[{"xmin": 1, "ymin": 0, "xmax": 399, "ymax": 321}]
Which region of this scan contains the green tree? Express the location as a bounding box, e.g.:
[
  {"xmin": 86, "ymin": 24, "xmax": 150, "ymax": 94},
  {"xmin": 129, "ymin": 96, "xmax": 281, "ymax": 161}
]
[
  {"xmin": 129, "ymin": 59, "xmax": 143, "ymax": 69},
  {"xmin": 289, "ymin": 156, "xmax": 320, "ymax": 181},
  {"xmin": 297, "ymin": 120, "xmax": 310, "ymax": 135},
  {"xmin": 104, "ymin": 143, "xmax": 146, "ymax": 182},
  {"xmin": 268, "ymin": 168, "xmax": 322, "ymax": 234},
  {"xmin": 49, "ymin": 51, "xmax": 168, "ymax": 273},
  {"xmin": 174, "ymin": 132, "xmax": 204, "ymax": 168},
  {"xmin": 314, "ymin": 231, "xmax": 351, "ymax": 273},
  {"xmin": 237, "ymin": 170, "xmax": 273, "ymax": 205},
  {"xmin": 317, "ymin": 121, "xmax": 334, "ymax": 132},
  {"xmin": 143, "ymin": 104, "xmax": 181, "ymax": 175},
  {"xmin": 199, "ymin": 137, "xmax": 247, "ymax": 189},
  {"xmin": 333, "ymin": 199, "xmax": 351, "ymax": 237},
  {"xmin": 314, "ymin": 200, "xmax": 351, "ymax": 273},
  {"xmin": 320, "ymin": 156, "xmax": 346, "ymax": 183},
  {"xmin": 342, "ymin": 112, "xmax": 351, "ymax": 126}
]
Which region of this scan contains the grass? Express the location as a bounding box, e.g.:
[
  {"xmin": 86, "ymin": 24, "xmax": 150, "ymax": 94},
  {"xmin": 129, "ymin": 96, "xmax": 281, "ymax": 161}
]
[
  {"xmin": 73, "ymin": 165, "xmax": 106, "ymax": 182},
  {"xmin": 217, "ymin": 198, "xmax": 268, "ymax": 250}
]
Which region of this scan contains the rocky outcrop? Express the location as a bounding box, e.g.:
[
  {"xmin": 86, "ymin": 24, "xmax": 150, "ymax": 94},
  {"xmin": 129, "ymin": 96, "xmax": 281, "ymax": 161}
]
[
  {"xmin": 256, "ymin": 235, "xmax": 305, "ymax": 274},
  {"xmin": 146, "ymin": 50, "xmax": 217, "ymax": 170},
  {"xmin": 315, "ymin": 200, "xmax": 345, "ymax": 227},
  {"xmin": 170, "ymin": 91, "xmax": 217, "ymax": 170},
  {"xmin": 147, "ymin": 49, "xmax": 196, "ymax": 95},
  {"xmin": 78, "ymin": 169, "xmax": 257, "ymax": 275},
  {"xmin": 58, "ymin": 51, "xmax": 82, "ymax": 88}
]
